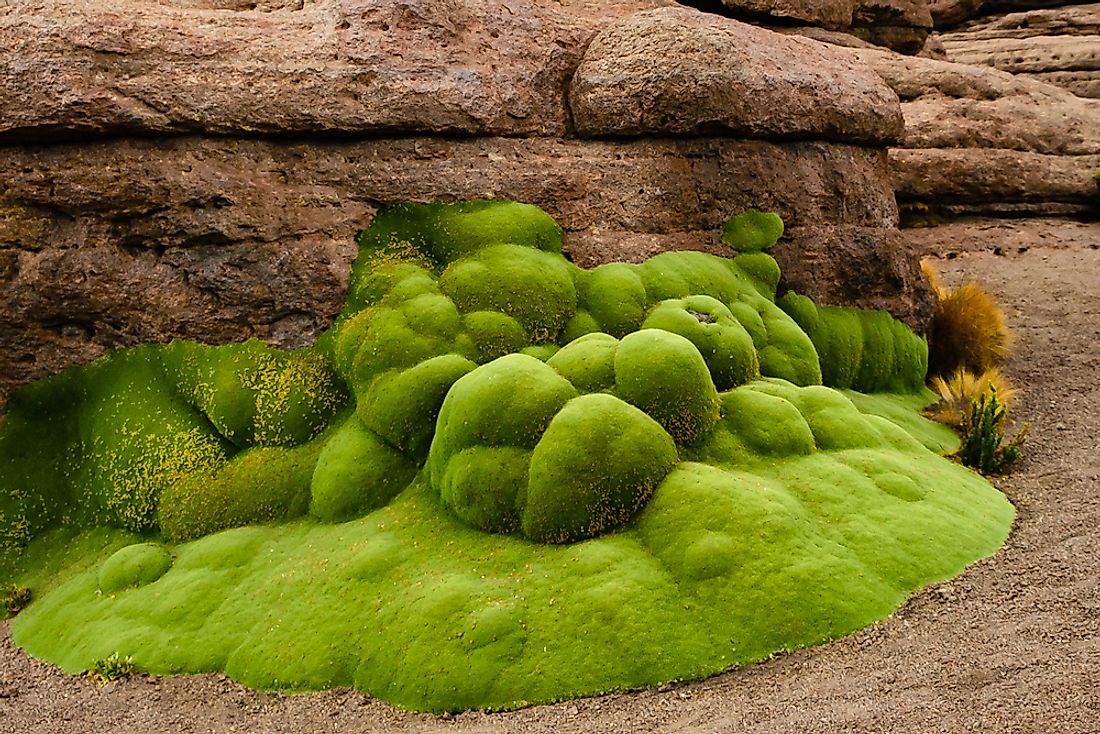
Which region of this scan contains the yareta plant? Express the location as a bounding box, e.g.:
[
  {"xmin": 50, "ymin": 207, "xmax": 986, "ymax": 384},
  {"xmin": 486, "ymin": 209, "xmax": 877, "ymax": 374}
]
[{"xmin": 0, "ymin": 200, "xmax": 1013, "ymax": 712}]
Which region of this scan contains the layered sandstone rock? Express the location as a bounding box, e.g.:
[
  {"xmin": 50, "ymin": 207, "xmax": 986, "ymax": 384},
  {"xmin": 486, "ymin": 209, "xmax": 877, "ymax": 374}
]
[
  {"xmin": 844, "ymin": 46, "xmax": 1100, "ymax": 217},
  {"xmin": 928, "ymin": 0, "xmax": 983, "ymax": 28},
  {"xmin": 693, "ymin": 0, "xmax": 933, "ymax": 53},
  {"xmin": 0, "ymin": 3, "xmax": 935, "ymax": 410},
  {"xmin": 0, "ymin": 0, "xmax": 682, "ymax": 141},
  {"xmin": 710, "ymin": 0, "xmax": 856, "ymax": 27},
  {"xmin": 900, "ymin": 217, "xmax": 1100, "ymax": 255},
  {"xmin": 940, "ymin": 4, "xmax": 1100, "ymax": 98}
]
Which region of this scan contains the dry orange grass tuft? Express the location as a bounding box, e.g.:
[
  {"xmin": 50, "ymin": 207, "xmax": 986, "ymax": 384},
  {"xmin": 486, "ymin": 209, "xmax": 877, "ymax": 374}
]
[
  {"xmin": 927, "ymin": 367, "xmax": 1017, "ymax": 428},
  {"xmin": 922, "ymin": 260, "xmax": 1015, "ymax": 378}
]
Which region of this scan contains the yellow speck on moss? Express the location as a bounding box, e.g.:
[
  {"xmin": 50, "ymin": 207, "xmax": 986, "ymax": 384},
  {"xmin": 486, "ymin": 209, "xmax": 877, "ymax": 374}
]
[
  {"xmin": 247, "ymin": 352, "xmax": 342, "ymax": 446},
  {"xmin": 368, "ymin": 238, "xmax": 436, "ymax": 272},
  {"xmin": 0, "ymin": 507, "xmax": 31, "ymax": 548},
  {"xmin": 103, "ymin": 429, "xmax": 226, "ymax": 532}
]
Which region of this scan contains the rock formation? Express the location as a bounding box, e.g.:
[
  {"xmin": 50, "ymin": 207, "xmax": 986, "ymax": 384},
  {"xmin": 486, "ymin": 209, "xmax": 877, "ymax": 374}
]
[
  {"xmin": 0, "ymin": 1, "xmax": 937, "ymax": 411},
  {"xmin": 939, "ymin": 4, "xmax": 1100, "ymax": 99},
  {"xmin": 840, "ymin": 45, "xmax": 1100, "ymax": 219},
  {"xmin": 690, "ymin": 0, "xmax": 934, "ymax": 53}
]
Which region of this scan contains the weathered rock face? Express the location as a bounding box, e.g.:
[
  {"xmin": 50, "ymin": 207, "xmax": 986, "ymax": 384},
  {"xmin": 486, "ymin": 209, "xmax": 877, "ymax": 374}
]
[
  {"xmin": 940, "ymin": 4, "xmax": 1100, "ymax": 98},
  {"xmin": 0, "ymin": 132, "xmax": 919, "ymax": 407},
  {"xmin": 843, "ymin": 46, "xmax": 1100, "ymax": 217},
  {"xmin": 570, "ymin": 8, "xmax": 903, "ymax": 144},
  {"xmin": 900, "ymin": 217, "xmax": 1100, "ymax": 256},
  {"xmin": 711, "ymin": 0, "xmax": 856, "ymax": 28},
  {"xmin": 983, "ymin": 0, "xmax": 1080, "ymax": 12},
  {"xmin": 0, "ymin": 0, "xmax": 677, "ymax": 141},
  {"xmin": 852, "ymin": 0, "xmax": 934, "ymax": 54},
  {"xmin": 0, "ymin": 2, "xmax": 935, "ymax": 410},
  {"xmin": 683, "ymin": 0, "xmax": 932, "ymax": 53},
  {"xmin": 928, "ymin": 0, "xmax": 983, "ymax": 28},
  {"xmin": 891, "ymin": 148, "xmax": 1100, "ymax": 216}
]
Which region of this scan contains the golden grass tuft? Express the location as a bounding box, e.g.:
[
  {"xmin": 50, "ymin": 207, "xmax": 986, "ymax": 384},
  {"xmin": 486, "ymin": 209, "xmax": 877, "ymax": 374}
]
[
  {"xmin": 920, "ymin": 258, "xmax": 949, "ymax": 301},
  {"xmin": 923, "ymin": 260, "xmax": 1014, "ymax": 378},
  {"xmin": 927, "ymin": 367, "xmax": 1017, "ymax": 428}
]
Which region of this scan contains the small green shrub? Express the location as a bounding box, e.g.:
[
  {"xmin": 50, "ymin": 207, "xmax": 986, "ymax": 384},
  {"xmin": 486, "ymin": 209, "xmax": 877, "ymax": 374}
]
[
  {"xmin": 88, "ymin": 652, "xmax": 136, "ymax": 685},
  {"xmin": 4, "ymin": 584, "xmax": 31, "ymax": 615},
  {"xmin": 958, "ymin": 387, "xmax": 1027, "ymax": 475}
]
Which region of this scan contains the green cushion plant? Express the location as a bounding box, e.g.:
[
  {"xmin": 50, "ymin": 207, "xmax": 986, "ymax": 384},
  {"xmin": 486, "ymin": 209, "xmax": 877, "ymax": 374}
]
[{"xmin": 0, "ymin": 201, "xmax": 1013, "ymax": 712}]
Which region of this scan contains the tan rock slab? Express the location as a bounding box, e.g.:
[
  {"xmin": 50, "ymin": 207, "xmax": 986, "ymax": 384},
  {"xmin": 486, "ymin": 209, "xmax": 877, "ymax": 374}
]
[
  {"xmin": 716, "ymin": 0, "xmax": 856, "ymax": 28},
  {"xmin": 570, "ymin": 7, "xmax": 904, "ymax": 144},
  {"xmin": 0, "ymin": 0, "xmax": 670, "ymax": 140},
  {"xmin": 941, "ymin": 4, "xmax": 1100, "ymax": 98}
]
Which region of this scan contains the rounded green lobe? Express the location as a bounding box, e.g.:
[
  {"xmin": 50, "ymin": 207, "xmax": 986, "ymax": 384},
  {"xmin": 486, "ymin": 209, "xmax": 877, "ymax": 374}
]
[
  {"xmin": 522, "ymin": 393, "xmax": 678, "ymax": 543},
  {"xmin": 721, "ymin": 209, "xmax": 784, "ymax": 253},
  {"xmin": 98, "ymin": 543, "xmax": 172, "ymax": 594},
  {"xmin": 641, "ymin": 296, "xmax": 759, "ymax": 390},
  {"xmin": 614, "ymin": 329, "xmax": 720, "ymax": 445}
]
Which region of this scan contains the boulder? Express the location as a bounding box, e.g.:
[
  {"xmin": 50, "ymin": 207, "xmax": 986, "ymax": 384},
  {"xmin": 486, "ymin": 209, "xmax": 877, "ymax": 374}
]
[
  {"xmin": 940, "ymin": 4, "xmax": 1100, "ymax": 98},
  {"xmin": 694, "ymin": 0, "xmax": 932, "ymax": 53},
  {"xmin": 779, "ymin": 25, "xmax": 880, "ymax": 47},
  {"xmin": 851, "ymin": 0, "xmax": 934, "ymax": 55},
  {"xmin": 569, "ymin": 8, "xmax": 904, "ymax": 144},
  {"xmin": 928, "ymin": 0, "xmax": 984, "ymax": 28},
  {"xmin": 772, "ymin": 225, "xmax": 933, "ymax": 325},
  {"xmin": 711, "ymin": 0, "xmax": 856, "ymax": 27}
]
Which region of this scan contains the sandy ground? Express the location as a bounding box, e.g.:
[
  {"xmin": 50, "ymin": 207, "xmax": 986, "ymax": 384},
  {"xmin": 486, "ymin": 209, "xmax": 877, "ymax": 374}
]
[{"xmin": 2, "ymin": 222, "xmax": 1098, "ymax": 733}]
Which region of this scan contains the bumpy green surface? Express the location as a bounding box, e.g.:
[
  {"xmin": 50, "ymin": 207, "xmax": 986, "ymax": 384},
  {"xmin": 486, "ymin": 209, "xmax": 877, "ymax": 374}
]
[{"xmin": 0, "ymin": 201, "xmax": 1013, "ymax": 712}]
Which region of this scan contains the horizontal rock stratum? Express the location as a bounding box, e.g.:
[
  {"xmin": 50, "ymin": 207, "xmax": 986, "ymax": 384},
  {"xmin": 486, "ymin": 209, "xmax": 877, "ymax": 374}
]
[
  {"xmin": 842, "ymin": 44, "xmax": 1100, "ymax": 217},
  {"xmin": 0, "ymin": 134, "xmax": 931, "ymax": 408},
  {"xmin": 941, "ymin": 4, "xmax": 1100, "ymax": 99},
  {"xmin": 0, "ymin": 0, "xmax": 630, "ymax": 139}
]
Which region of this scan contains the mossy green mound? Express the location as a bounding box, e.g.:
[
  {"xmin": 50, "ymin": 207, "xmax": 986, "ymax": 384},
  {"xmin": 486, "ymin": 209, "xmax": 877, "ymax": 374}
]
[
  {"xmin": 721, "ymin": 208, "xmax": 784, "ymax": 253},
  {"xmin": 0, "ymin": 200, "xmax": 1012, "ymax": 712}
]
